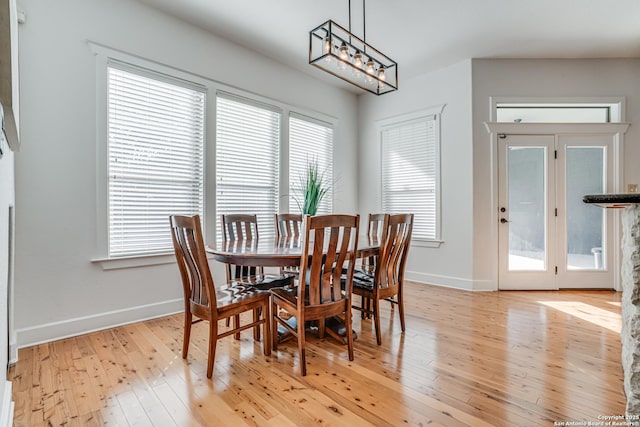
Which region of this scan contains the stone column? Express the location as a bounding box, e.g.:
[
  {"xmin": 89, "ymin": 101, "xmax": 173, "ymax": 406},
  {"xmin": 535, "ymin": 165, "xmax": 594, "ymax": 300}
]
[{"xmin": 622, "ymin": 204, "xmax": 640, "ymax": 416}]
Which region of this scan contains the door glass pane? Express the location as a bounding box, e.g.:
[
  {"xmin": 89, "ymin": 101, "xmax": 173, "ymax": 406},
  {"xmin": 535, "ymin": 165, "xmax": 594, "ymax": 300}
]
[
  {"xmin": 508, "ymin": 147, "xmax": 546, "ymax": 271},
  {"xmin": 566, "ymin": 147, "xmax": 605, "ymax": 270}
]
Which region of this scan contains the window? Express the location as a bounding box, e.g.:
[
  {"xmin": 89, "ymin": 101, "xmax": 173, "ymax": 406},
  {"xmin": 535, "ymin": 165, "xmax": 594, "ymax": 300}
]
[
  {"xmin": 381, "ymin": 114, "xmax": 440, "ymax": 242},
  {"xmin": 288, "ymin": 114, "xmax": 333, "ymax": 215},
  {"xmin": 107, "ymin": 63, "xmax": 205, "ymax": 257},
  {"xmin": 215, "ymin": 93, "xmax": 281, "ymax": 240},
  {"xmin": 94, "ymin": 44, "xmax": 338, "ymax": 267},
  {"xmin": 496, "ymin": 103, "xmax": 615, "ymax": 123}
]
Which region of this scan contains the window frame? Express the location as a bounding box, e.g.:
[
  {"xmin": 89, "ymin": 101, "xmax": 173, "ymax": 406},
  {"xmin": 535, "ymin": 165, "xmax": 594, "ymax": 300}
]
[
  {"xmin": 489, "ymin": 97, "xmax": 625, "ymax": 123},
  {"xmin": 91, "ymin": 43, "xmax": 214, "ymax": 269},
  {"xmin": 378, "ymin": 105, "xmax": 445, "ymax": 248}
]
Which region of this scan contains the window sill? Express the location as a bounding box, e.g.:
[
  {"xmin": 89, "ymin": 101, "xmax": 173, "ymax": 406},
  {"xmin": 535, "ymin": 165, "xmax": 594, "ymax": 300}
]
[
  {"xmin": 412, "ymin": 239, "xmax": 444, "ymax": 248},
  {"xmin": 92, "ymin": 253, "xmax": 176, "ymax": 270}
]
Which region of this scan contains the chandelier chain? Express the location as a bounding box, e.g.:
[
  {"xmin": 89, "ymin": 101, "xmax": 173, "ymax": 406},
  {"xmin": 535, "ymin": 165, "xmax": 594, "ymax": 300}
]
[
  {"xmin": 347, "ymin": 0, "xmax": 367, "ymax": 46},
  {"xmin": 363, "ymin": 0, "xmax": 366, "ymax": 45}
]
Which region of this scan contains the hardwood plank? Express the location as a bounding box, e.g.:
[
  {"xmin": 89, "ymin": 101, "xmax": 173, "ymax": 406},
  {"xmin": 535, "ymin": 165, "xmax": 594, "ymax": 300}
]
[
  {"xmin": 9, "ymin": 282, "xmax": 626, "ymax": 426},
  {"xmin": 87, "ymin": 330, "xmax": 132, "ymax": 393},
  {"xmin": 7, "ymin": 348, "xmax": 30, "ymax": 427},
  {"xmin": 161, "ymin": 368, "xmax": 239, "ymax": 426},
  {"xmin": 151, "ymin": 381, "xmax": 201, "ymax": 427},
  {"xmin": 116, "ymin": 389, "xmax": 154, "ymax": 426}
]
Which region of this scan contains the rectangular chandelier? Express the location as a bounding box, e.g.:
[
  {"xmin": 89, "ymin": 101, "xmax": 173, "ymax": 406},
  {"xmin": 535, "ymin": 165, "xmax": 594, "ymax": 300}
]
[{"xmin": 309, "ymin": 20, "xmax": 398, "ymax": 96}]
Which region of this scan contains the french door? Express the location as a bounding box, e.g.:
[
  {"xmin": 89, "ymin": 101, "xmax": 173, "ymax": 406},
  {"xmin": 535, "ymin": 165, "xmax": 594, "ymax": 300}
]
[{"xmin": 498, "ymin": 134, "xmax": 614, "ymax": 290}]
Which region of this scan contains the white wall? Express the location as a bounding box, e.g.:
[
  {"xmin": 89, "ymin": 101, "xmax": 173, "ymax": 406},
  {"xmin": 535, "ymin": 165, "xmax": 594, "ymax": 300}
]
[
  {"xmin": 358, "ymin": 60, "xmax": 476, "ymax": 289},
  {"xmin": 14, "ymin": 0, "xmax": 358, "ymax": 347},
  {"xmin": 471, "ymin": 58, "xmax": 640, "ymax": 289}
]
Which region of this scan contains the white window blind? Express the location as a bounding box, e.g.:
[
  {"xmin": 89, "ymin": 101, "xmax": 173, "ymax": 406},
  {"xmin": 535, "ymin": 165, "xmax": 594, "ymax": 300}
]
[
  {"xmin": 289, "ymin": 114, "xmax": 333, "ymax": 215},
  {"xmin": 381, "ymin": 115, "xmax": 439, "ymax": 241},
  {"xmin": 107, "ymin": 63, "xmax": 205, "ymax": 257},
  {"xmin": 216, "ymin": 93, "xmax": 281, "ymax": 240}
]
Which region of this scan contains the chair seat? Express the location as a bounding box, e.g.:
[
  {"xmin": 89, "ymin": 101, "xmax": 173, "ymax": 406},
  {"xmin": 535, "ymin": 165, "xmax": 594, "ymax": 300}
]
[
  {"xmin": 232, "ymin": 274, "xmax": 295, "ymax": 290},
  {"xmin": 216, "ymin": 284, "xmax": 269, "ymax": 311},
  {"xmin": 342, "ymin": 270, "xmax": 375, "ymax": 291}
]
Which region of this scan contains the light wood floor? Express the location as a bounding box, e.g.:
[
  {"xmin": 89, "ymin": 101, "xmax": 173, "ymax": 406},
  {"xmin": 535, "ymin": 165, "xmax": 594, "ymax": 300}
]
[{"xmin": 9, "ymin": 282, "xmax": 625, "ymax": 426}]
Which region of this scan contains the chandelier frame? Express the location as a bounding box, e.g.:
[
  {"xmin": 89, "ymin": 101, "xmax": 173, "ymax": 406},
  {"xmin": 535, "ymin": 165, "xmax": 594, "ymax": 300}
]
[{"xmin": 309, "ymin": 18, "xmax": 398, "ymax": 95}]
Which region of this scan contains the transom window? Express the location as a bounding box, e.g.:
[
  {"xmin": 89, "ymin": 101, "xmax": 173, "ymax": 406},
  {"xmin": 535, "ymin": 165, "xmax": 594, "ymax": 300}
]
[{"xmin": 496, "ymin": 103, "xmax": 616, "ymax": 123}]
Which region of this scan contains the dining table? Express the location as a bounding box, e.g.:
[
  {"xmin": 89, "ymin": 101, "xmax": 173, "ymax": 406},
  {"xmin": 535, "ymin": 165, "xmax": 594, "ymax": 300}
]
[
  {"xmin": 206, "ymin": 234, "xmax": 380, "ymax": 268},
  {"xmin": 206, "ymin": 234, "xmax": 381, "ymax": 343}
]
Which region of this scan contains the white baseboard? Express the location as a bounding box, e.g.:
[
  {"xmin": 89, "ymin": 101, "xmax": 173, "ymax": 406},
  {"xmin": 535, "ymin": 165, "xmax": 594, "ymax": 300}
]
[
  {"xmin": 9, "ymin": 338, "xmax": 17, "ymax": 365},
  {"xmin": 468, "ymin": 279, "xmax": 497, "ymax": 292},
  {"xmin": 0, "ymin": 381, "xmax": 13, "ymax": 427},
  {"xmin": 406, "ymin": 271, "xmax": 497, "ymax": 291},
  {"xmin": 16, "ymin": 298, "xmax": 183, "ymax": 349}
]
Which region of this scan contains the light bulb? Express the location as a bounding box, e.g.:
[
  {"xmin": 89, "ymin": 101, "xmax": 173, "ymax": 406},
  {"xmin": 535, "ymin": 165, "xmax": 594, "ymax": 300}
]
[
  {"xmin": 366, "ymin": 59, "xmax": 376, "ymax": 74},
  {"xmin": 339, "ymin": 43, "xmax": 349, "ymax": 61},
  {"xmin": 377, "ymin": 68, "xmax": 386, "ymax": 81},
  {"xmin": 365, "ymin": 60, "xmax": 376, "ymax": 84},
  {"xmin": 353, "ymin": 52, "xmax": 363, "ymax": 68},
  {"xmin": 350, "ymin": 52, "xmax": 364, "ymax": 78},
  {"xmin": 323, "ymin": 36, "xmax": 332, "ymax": 58},
  {"xmin": 338, "ymin": 43, "xmax": 349, "ymax": 70}
]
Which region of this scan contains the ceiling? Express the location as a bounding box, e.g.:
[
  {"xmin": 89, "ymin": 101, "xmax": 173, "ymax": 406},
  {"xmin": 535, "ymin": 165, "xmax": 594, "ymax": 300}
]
[{"xmin": 136, "ymin": 0, "xmax": 640, "ymax": 94}]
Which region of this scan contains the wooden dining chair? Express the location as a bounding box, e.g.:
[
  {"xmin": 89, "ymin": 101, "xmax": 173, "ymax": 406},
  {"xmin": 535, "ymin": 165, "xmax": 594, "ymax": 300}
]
[
  {"xmin": 353, "ymin": 213, "xmax": 388, "ymax": 319},
  {"xmin": 271, "ymin": 214, "xmax": 360, "ymax": 376},
  {"xmin": 361, "ymin": 213, "xmax": 387, "ymax": 274},
  {"xmin": 274, "ymin": 213, "xmax": 303, "ymax": 238},
  {"xmin": 274, "ymin": 213, "xmax": 303, "ymax": 276},
  {"xmin": 169, "ymin": 215, "xmax": 271, "ymax": 379},
  {"xmin": 221, "ymin": 214, "xmax": 294, "ymax": 335},
  {"xmin": 221, "ymin": 213, "xmax": 293, "ymax": 285},
  {"xmin": 221, "ymin": 214, "xmax": 263, "ymax": 280},
  {"xmin": 351, "ymin": 213, "xmax": 413, "ymax": 345}
]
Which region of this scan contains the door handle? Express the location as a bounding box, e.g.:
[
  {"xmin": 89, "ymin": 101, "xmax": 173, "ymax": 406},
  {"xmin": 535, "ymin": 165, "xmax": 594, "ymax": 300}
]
[{"xmin": 500, "ymin": 218, "xmax": 509, "ymax": 223}]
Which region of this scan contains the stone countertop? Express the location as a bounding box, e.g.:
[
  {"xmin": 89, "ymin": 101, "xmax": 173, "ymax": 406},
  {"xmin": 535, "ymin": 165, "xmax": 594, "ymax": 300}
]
[{"xmin": 583, "ymin": 193, "xmax": 640, "ymax": 208}]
